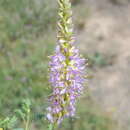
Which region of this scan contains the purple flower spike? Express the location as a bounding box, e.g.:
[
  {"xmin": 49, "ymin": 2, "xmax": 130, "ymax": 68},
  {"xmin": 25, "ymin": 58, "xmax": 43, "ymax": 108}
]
[{"xmin": 46, "ymin": 0, "xmax": 86, "ymax": 124}]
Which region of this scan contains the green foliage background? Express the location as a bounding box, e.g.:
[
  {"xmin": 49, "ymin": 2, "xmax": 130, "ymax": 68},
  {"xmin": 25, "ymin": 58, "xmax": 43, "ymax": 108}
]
[{"xmin": 0, "ymin": 0, "xmax": 117, "ymax": 129}]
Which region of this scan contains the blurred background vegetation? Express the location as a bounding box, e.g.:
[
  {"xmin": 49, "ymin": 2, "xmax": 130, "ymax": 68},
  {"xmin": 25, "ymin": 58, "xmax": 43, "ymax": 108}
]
[{"xmin": 0, "ymin": 0, "xmax": 126, "ymax": 129}]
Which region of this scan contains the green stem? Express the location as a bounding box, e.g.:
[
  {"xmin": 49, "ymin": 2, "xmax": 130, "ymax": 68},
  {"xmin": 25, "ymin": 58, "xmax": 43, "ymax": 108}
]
[
  {"xmin": 25, "ymin": 111, "xmax": 30, "ymax": 130},
  {"xmin": 69, "ymin": 117, "xmax": 74, "ymax": 130},
  {"xmin": 48, "ymin": 124, "xmax": 55, "ymax": 130}
]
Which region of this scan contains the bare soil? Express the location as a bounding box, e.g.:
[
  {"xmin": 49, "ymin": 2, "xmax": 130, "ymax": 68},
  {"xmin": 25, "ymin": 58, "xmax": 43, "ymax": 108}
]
[{"xmin": 76, "ymin": 0, "xmax": 130, "ymax": 129}]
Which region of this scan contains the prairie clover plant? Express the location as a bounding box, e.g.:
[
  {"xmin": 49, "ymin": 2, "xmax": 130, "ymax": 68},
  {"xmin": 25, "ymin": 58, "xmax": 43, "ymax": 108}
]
[
  {"xmin": 0, "ymin": 99, "xmax": 31, "ymax": 130},
  {"xmin": 47, "ymin": 0, "xmax": 86, "ymax": 125}
]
